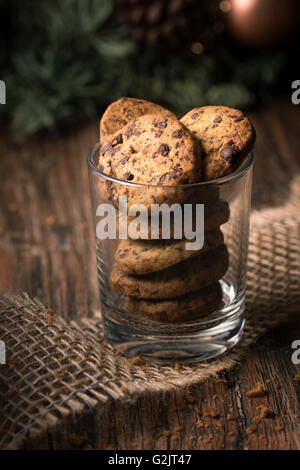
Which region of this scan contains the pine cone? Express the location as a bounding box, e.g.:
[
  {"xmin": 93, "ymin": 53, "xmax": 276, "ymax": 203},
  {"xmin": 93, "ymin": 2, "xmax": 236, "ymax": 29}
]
[{"xmin": 115, "ymin": 0, "xmax": 222, "ymax": 48}]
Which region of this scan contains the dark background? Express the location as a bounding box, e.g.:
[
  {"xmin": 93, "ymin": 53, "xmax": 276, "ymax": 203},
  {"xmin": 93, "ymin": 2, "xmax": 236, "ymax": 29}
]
[{"xmin": 0, "ymin": 0, "xmax": 299, "ymax": 142}]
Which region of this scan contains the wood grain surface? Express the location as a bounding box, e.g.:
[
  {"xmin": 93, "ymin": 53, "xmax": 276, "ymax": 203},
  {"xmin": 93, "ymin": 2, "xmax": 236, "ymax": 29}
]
[{"xmin": 1, "ymin": 97, "xmax": 300, "ymax": 450}]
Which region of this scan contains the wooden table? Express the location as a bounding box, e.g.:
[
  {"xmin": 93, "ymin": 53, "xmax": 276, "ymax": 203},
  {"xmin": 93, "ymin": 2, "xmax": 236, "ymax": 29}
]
[{"xmin": 1, "ymin": 96, "xmax": 300, "ymax": 450}]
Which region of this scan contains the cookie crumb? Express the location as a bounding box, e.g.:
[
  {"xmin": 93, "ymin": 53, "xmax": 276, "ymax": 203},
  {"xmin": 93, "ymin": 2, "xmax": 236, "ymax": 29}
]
[
  {"xmin": 246, "ymin": 384, "xmax": 266, "ymax": 398},
  {"xmin": 129, "ymin": 355, "xmax": 142, "ymax": 365},
  {"xmin": 214, "ymin": 421, "xmax": 222, "ymax": 430},
  {"xmin": 174, "ymin": 363, "xmax": 181, "ymax": 370},
  {"xmin": 294, "ymin": 373, "xmax": 300, "ymax": 382},
  {"xmin": 246, "ymin": 425, "xmax": 256, "ymax": 435},
  {"xmin": 196, "ymin": 420, "xmax": 204, "ymax": 428},
  {"xmin": 257, "ymin": 405, "xmax": 274, "ymax": 418},
  {"xmin": 275, "ymin": 425, "xmax": 284, "ymax": 432},
  {"xmin": 203, "ymin": 405, "xmax": 220, "ymax": 418},
  {"xmin": 253, "ymin": 405, "xmax": 274, "ymax": 424}
]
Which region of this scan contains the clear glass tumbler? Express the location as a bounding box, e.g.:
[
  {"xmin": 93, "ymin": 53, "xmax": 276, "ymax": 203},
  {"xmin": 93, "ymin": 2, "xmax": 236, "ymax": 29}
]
[{"xmin": 88, "ymin": 143, "xmax": 253, "ymax": 363}]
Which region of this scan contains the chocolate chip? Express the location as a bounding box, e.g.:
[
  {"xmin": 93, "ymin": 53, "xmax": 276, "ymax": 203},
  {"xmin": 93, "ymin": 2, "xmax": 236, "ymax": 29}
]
[
  {"xmin": 159, "ymin": 173, "xmax": 168, "ymax": 183},
  {"xmin": 129, "ymin": 146, "xmax": 136, "ymax": 154},
  {"xmin": 100, "ymin": 142, "xmax": 118, "ymax": 157},
  {"xmin": 126, "ymin": 123, "xmax": 141, "ymax": 138},
  {"xmin": 211, "ymin": 124, "xmax": 218, "ymax": 128},
  {"xmin": 234, "ymin": 115, "xmax": 245, "ymax": 122},
  {"xmin": 213, "ymin": 116, "xmax": 223, "ymax": 123},
  {"xmin": 191, "ymin": 112, "xmax": 199, "ymax": 119},
  {"xmin": 100, "ymin": 143, "xmax": 111, "ymax": 155},
  {"xmin": 158, "ymin": 144, "xmax": 171, "ymax": 156},
  {"xmin": 171, "ymin": 129, "xmax": 185, "ymax": 138},
  {"xmin": 110, "ymin": 147, "xmax": 118, "ymax": 157},
  {"xmin": 220, "ymin": 146, "xmax": 233, "ymax": 161},
  {"xmin": 124, "ymin": 172, "xmax": 134, "ymax": 181},
  {"xmin": 111, "ymin": 133, "xmax": 123, "ymax": 146},
  {"xmin": 120, "ymin": 156, "xmax": 129, "ymax": 165},
  {"xmin": 153, "ymin": 118, "xmax": 167, "ymax": 128},
  {"xmin": 172, "ymin": 165, "xmax": 183, "ymax": 173}
]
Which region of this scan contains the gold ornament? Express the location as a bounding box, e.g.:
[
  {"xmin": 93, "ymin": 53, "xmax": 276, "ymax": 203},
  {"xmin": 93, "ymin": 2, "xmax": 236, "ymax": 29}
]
[{"xmin": 227, "ymin": 0, "xmax": 299, "ymax": 47}]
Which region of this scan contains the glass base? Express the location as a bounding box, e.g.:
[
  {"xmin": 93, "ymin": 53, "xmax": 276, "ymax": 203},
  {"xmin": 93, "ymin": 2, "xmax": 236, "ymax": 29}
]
[{"xmin": 101, "ymin": 282, "xmax": 245, "ymax": 364}]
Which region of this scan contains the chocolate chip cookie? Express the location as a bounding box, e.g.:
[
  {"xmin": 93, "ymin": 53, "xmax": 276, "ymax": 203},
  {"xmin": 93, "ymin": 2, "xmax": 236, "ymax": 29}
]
[
  {"xmin": 98, "ymin": 114, "xmax": 202, "ymax": 208},
  {"xmin": 100, "ymin": 97, "xmax": 176, "ymax": 145},
  {"xmin": 125, "ymin": 282, "xmax": 223, "ymax": 323},
  {"xmin": 115, "ymin": 229, "xmax": 224, "ymax": 275},
  {"xmin": 110, "ymin": 244, "xmax": 229, "ymax": 299},
  {"xmin": 181, "ymin": 106, "xmax": 255, "ymax": 180}
]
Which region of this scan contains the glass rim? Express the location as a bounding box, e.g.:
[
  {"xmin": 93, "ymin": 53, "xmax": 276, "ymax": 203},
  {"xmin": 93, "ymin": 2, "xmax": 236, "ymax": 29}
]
[{"xmin": 87, "ymin": 142, "xmax": 254, "ymax": 188}]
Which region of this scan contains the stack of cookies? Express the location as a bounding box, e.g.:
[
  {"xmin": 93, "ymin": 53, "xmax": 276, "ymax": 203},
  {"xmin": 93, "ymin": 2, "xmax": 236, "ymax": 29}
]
[{"xmin": 98, "ymin": 98, "xmax": 255, "ymax": 323}]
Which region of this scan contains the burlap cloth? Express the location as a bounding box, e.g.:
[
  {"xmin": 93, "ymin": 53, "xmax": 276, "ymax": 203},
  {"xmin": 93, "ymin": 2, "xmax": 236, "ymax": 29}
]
[{"xmin": 1, "ymin": 177, "xmax": 300, "ymax": 449}]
